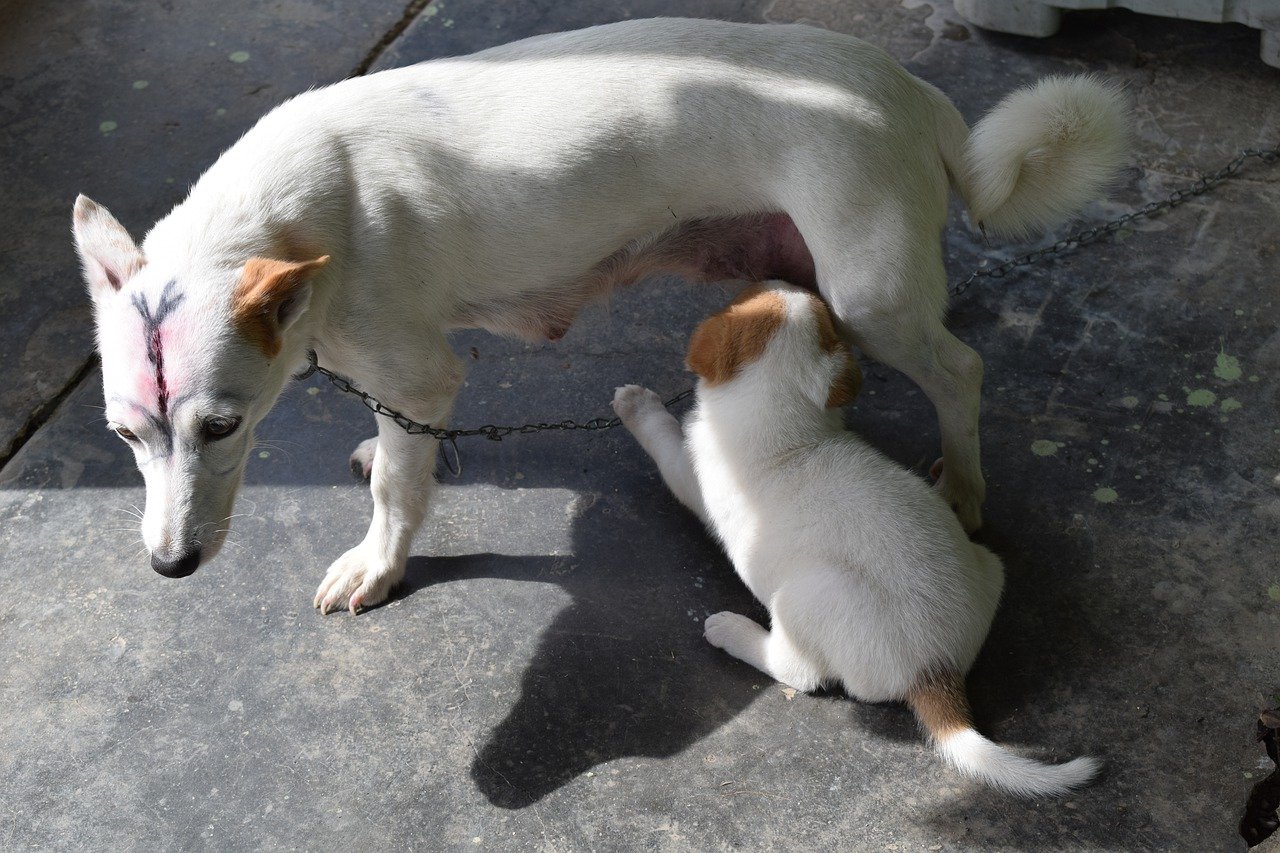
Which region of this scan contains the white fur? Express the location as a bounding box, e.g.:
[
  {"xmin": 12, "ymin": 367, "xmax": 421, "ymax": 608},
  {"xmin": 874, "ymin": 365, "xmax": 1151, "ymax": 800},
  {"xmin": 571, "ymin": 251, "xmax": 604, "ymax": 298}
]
[
  {"xmin": 72, "ymin": 19, "xmax": 1127, "ymax": 611},
  {"xmin": 612, "ymin": 283, "xmax": 1100, "ymax": 797}
]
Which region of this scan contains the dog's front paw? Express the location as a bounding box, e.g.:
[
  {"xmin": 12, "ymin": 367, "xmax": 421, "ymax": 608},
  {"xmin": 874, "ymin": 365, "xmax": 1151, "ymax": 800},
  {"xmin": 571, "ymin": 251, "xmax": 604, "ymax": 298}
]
[
  {"xmin": 931, "ymin": 457, "xmax": 984, "ymax": 534},
  {"xmin": 611, "ymin": 384, "xmax": 662, "ymax": 425},
  {"xmin": 313, "ymin": 545, "xmax": 405, "ymax": 615},
  {"xmin": 349, "ymin": 437, "xmax": 378, "ymax": 482}
]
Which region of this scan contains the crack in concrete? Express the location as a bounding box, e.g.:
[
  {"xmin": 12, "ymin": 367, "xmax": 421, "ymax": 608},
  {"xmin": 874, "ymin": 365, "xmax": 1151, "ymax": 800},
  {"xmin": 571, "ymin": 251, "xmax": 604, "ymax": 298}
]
[
  {"xmin": 0, "ymin": 355, "xmax": 98, "ymax": 476},
  {"xmin": 349, "ymin": 0, "xmax": 433, "ymax": 77}
]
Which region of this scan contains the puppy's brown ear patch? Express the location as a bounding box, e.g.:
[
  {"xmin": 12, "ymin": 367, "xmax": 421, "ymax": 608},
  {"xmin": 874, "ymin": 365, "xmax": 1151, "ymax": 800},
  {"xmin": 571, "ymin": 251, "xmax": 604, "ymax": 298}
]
[
  {"xmin": 827, "ymin": 356, "xmax": 863, "ymax": 408},
  {"xmin": 810, "ymin": 294, "xmax": 862, "ymax": 408},
  {"xmin": 232, "ymin": 255, "xmax": 329, "ymax": 358},
  {"xmin": 686, "ymin": 285, "xmax": 786, "ymax": 385}
]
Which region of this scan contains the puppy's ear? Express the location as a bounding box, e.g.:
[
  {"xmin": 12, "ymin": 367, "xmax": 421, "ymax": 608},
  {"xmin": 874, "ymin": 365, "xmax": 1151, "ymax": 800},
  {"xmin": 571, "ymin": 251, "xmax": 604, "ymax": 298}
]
[
  {"xmin": 686, "ymin": 313, "xmax": 731, "ymax": 383},
  {"xmin": 232, "ymin": 255, "xmax": 330, "ymax": 358},
  {"xmin": 811, "ymin": 294, "xmax": 862, "ymax": 408},
  {"xmin": 72, "ymin": 195, "xmax": 144, "ymax": 301},
  {"xmin": 685, "ymin": 288, "xmax": 786, "ymax": 385},
  {"xmin": 826, "ymin": 353, "xmax": 863, "ymax": 408}
]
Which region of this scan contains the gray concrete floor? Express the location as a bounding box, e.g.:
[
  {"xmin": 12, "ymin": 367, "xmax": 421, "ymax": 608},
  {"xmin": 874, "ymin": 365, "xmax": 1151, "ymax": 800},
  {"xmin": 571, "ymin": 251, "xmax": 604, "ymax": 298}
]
[{"xmin": 1, "ymin": 1, "xmax": 1278, "ymax": 850}]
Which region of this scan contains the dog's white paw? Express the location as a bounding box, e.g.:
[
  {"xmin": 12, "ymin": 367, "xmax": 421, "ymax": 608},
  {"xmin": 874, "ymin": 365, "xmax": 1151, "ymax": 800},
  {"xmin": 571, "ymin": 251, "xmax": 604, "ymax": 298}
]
[
  {"xmin": 349, "ymin": 437, "xmax": 377, "ymax": 482},
  {"xmin": 611, "ymin": 384, "xmax": 662, "ymax": 425},
  {"xmin": 704, "ymin": 610, "xmax": 760, "ymax": 652},
  {"xmin": 931, "ymin": 457, "xmax": 984, "ymax": 534},
  {"xmin": 313, "ymin": 545, "xmax": 405, "ymax": 615}
]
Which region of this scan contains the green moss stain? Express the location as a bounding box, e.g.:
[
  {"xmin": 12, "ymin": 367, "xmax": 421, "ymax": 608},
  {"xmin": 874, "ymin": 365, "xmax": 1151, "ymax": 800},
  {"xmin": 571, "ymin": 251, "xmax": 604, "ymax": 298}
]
[
  {"xmin": 1214, "ymin": 348, "xmax": 1242, "ymax": 381},
  {"xmin": 1092, "ymin": 487, "xmax": 1118, "ymax": 504},
  {"xmin": 1031, "ymin": 439, "xmax": 1064, "ymax": 457},
  {"xmin": 1220, "ymin": 397, "xmax": 1242, "ymax": 413},
  {"xmin": 1120, "ymin": 395, "xmax": 1140, "ymax": 408},
  {"xmin": 99, "ymin": 120, "xmax": 117, "ymax": 134},
  {"xmin": 228, "ymin": 50, "xmax": 250, "ymax": 63},
  {"xmin": 132, "ymin": 80, "xmax": 149, "ymax": 90},
  {"xmin": 1186, "ymin": 389, "xmax": 1216, "ymax": 407},
  {"xmin": 1268, "ymin": 584, "xmax": 1280, "ymax": 602}
]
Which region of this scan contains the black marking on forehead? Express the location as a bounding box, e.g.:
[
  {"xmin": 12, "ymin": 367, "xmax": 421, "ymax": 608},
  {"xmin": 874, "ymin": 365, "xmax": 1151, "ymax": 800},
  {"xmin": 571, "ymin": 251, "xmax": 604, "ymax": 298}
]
[{"xmin": 130, "ymin": 279, "xmax": 185, "ymax": 420}]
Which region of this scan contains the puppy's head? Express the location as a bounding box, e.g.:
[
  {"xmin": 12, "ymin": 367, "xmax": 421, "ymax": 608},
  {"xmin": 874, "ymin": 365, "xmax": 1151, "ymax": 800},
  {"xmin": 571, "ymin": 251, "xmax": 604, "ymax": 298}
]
[
  {"xmin": 686, "ymin": 281, "xmax": 861, "ymax": 409},
  {"xmin": 73, "ymin": 195, "xmax": 328, "ymax": 578}
]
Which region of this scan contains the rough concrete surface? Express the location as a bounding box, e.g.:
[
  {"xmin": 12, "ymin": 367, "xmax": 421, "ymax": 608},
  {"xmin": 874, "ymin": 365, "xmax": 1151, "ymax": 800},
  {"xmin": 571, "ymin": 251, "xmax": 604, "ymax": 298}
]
[{"xmin": 1, "ymin": 1, "xmax": 1278, "ymax": 850}]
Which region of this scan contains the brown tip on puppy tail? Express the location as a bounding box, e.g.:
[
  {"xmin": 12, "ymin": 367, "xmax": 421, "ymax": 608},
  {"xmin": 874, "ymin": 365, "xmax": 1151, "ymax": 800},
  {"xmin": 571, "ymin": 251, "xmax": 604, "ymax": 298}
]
[
  {"xmin": 232, "ymin": 255, "xmax": 330, "ymax": 358},
  {"xmin": 685, "ymin": 285, "xmax": 787, "ymax": 385},
  {"xmin": 907, "ymin": 666, "xmax": 974, "ymax": 742}
]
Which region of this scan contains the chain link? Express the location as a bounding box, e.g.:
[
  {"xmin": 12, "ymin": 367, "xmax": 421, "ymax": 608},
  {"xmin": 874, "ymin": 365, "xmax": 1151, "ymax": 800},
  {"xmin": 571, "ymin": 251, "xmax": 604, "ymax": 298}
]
[{"xmin": 300, "ymin": 144, "xmax": 1279, "ymax": 442}]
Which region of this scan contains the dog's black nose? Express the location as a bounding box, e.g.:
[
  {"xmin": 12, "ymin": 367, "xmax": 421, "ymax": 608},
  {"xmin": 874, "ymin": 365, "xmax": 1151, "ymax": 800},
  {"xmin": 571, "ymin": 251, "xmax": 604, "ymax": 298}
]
[{"xmin": 151, "ymin": 548, "xmax": 201, "ymax": 578}]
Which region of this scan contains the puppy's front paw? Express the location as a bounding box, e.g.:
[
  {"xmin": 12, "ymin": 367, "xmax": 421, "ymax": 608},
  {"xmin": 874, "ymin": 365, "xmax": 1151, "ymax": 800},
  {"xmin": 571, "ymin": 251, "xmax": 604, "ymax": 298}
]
[
  {"xmin": 704, "ymin": 611, "xmax": 761, "ymax": 652},
  {"xmin": 349, "ymin": 437, "xmax": 378, "ymax": 482},
  {"xmin": 611, "ymin": 384, "xmax": 663, "ymax": 425},
  {"xmin": 314, "ymin": 545, "xmax": 405, "ymax": 615}
]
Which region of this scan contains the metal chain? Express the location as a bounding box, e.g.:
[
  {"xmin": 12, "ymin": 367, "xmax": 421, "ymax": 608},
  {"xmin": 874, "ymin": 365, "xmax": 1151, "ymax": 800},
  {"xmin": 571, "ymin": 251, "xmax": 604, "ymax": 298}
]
[
  {"xmin": 299, "ymin": 143, "xmax": 1279, "ymax": 442},
  {"xmin": 294, "ymin": 350, "xmax": 694, "ymax": 442}
]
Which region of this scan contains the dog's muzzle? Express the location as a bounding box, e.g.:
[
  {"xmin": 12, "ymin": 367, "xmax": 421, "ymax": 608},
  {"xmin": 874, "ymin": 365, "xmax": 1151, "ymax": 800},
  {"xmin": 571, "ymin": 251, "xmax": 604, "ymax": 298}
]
[{"xmin": 151, "ymin": 548, "xmax": 201, "ymax": 578}]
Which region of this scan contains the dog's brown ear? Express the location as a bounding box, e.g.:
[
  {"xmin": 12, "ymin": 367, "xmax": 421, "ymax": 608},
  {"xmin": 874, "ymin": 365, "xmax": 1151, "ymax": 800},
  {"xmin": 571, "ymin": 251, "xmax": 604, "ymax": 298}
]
[
  {"xmin": 232, "ymin": 255, "xmax": 329, "ymax": 358},
  {"xmin": 73, "ymin": 195, "xmax": 144, "ymax": 301},
  {"xmin": 685, "ymin": 286, "xmax": 786, "ymax": 385}
]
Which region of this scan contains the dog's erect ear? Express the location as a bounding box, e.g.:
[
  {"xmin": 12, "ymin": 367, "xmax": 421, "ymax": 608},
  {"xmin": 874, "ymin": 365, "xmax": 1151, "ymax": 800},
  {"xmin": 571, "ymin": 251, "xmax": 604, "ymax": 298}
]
[
  {"xmin": 72, "ymin": 195, "xmax": 144, "ymax": 301},
  {"xmin": 232, "ymin": 255, "xmax": 330, "ymax": 358},
  {"xmin": 685, "ymin": 286, "xmax": 785, "ymax": 385}
]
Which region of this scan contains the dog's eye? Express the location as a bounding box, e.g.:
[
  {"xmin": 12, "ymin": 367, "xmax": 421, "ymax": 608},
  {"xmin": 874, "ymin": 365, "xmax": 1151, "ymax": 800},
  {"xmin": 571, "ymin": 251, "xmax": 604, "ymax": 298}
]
[
  {"xmin": 112, "ymin": 425, "xmax": 139, "ymax": 442},
  {"xmin": 203, "ymin": 416, "xmax": 241, "ymax": 441}
]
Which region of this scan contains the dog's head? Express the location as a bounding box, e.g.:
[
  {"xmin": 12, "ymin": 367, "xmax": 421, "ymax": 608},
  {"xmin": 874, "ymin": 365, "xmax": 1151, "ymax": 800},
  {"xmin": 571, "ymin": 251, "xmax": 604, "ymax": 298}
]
[
  {"xmin": 73, "ymin": 195, "xmax": 328, "ymax": 578},
  {"xmin": 685, "ymin": 281, "xmax": 861, "ymax": 409}
]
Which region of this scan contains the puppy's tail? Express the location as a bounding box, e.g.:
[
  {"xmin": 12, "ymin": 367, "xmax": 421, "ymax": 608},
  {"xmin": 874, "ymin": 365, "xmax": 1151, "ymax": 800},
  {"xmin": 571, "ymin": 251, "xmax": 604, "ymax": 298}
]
[
  {"xmin": 936, "ymin": 75, "xmax": 1129, "ymax": 239},
  {"xmin": 907, "ymin": 667, "xmax": 1100, "ymax": 798}
]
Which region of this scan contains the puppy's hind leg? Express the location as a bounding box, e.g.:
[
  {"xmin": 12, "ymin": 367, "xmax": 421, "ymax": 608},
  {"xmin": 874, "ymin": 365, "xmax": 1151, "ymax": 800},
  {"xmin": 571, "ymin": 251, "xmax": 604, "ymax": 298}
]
[
  {"xmin": 612, "ymin": 384, "xmax": 706, "ymax": 522},
  {"xmin": 704, "ymin": 610, "xmax": 825, "ymax": 693}
]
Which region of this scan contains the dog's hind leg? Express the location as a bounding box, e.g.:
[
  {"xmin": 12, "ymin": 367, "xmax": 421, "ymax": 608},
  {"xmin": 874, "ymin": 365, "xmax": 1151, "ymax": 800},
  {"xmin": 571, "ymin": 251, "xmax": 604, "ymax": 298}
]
[
  {"xmin": 611, "ymin": 384, "xmax": 706, "ymax": 522},
  {"xmin": 314, "ymin": 331, "xmax": 464, "ymax": 614},
  {"xmin": 812, "ymin": 218, "xmax": 986, "ymax": 532}
]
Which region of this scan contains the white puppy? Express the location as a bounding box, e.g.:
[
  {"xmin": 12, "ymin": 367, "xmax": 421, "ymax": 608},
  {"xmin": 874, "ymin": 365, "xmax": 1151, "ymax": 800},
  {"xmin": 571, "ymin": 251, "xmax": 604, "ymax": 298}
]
[
  {"xmin": 612, "ymin": 282, "xmax": 1099, "ymax": 797},
  {"xmin": 72, "ymin": 18, "xmax": 1126, "ymax": 611}
]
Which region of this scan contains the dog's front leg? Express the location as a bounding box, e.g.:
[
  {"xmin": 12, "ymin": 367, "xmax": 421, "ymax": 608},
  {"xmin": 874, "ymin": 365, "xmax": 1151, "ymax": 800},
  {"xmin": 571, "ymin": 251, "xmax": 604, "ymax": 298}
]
[{"xmin": 314, "ymin": 346, "xmax": 461, "ymax": 615}]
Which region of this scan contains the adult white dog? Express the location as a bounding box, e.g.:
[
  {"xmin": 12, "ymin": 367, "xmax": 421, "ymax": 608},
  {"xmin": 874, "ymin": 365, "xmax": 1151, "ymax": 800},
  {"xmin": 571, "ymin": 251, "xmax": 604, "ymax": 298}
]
[
  {"xmin": 72, "ymin": 18, "xmax": 1127, "ymax": 613},
  {"xmin": 612, "ymin": 282, "xmax": 1097, "ymax": 797}
]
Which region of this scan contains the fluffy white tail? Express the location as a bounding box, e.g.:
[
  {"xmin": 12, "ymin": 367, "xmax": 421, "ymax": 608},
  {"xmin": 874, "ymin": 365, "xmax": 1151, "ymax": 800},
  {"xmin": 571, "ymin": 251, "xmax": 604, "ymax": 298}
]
[
  {"xmin": 908, "ymin": 668, "xmax": 1100, "ymax": 798},
  {"xmin": 938, "ymin": 75, "xmax": 1129, "ymax": 239}
]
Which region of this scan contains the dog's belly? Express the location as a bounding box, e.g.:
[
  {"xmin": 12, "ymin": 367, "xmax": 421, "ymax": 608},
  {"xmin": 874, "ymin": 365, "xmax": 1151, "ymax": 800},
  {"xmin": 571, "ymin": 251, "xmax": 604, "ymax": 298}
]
[{"xmin": 457, "ymin": 212, "xmax": 817, "ymax": 342}]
